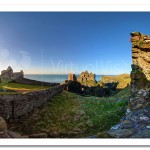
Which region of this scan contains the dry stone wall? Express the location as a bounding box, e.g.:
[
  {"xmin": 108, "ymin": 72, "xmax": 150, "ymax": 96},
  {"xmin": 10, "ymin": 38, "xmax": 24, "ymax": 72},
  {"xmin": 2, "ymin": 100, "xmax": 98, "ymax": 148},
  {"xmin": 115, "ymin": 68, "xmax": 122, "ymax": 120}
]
[
  {"xmin": 108, "ymin": 32, "xmax": 150, "ymax": 138},
  {"xmin": 0, "ymin": 85, "xmax": 65, "ymax": 120}
]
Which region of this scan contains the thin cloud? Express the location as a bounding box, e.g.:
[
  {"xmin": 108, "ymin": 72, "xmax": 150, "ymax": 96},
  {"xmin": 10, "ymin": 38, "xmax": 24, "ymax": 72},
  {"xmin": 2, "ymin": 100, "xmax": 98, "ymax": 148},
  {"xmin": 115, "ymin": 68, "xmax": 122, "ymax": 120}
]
[{"xmin": 19, "ymin": 50, "xmax": 29, "ymax": 55}]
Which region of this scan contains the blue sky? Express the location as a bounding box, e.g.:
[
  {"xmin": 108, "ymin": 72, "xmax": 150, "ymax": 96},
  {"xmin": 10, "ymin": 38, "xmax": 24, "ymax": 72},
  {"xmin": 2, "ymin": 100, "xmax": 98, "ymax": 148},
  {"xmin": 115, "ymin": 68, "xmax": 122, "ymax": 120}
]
[{"xmin": 0, "ymin": 12, "xmax": 150, "ymax": 75}]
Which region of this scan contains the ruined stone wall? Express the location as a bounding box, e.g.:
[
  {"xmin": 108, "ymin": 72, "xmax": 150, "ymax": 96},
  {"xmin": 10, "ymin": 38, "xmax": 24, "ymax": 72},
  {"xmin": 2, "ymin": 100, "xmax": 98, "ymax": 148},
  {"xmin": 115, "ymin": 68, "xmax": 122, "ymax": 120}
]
[
  {"xmin": 108, "ymin": 32, "xmax": 150, "ymax": 138},
  {"xmin": 0, "ymin": 85, "xmax": 65, "ymax": 120},
  {"xmin": 1, "ymin": 66, "xmax": 24, "ymax": 81},
  {"xmin": 12, "ymin": 71, "xmax": 24, "ymax": 80},
  {"xmin": 130, "ymin": 32, "xmax": 150, "ymax": 110}
]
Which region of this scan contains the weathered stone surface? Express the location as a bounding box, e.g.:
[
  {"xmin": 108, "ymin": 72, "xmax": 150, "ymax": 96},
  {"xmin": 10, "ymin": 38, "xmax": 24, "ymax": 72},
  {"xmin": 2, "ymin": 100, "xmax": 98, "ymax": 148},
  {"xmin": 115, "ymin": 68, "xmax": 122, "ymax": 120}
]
[
  {"xmin": 0, "ymin": 117, "xmax": 7, "ymax": 130},
  {"xmin": 132, "ymin": 129, "xmax": 150, "ymax": 138},
  {"xmin": 0, "ymin": 117, "xmax": 9, "ymax": 138},
  {"xmin": 108, "ymin": 32, "xmax": 150, "ymax": 138},
  {"xmin": 131, "ymin": 36, "xmax": 140, "ymax": 42},
  {"xmin": 120, "ymin": 120, "xmax": 135, "ymax": 129},
  {"xmin": 109, "ymin": 128, "xmax": 135, "ymax": 138},
  {"xmin": 1, "ymin": 66, "xmax": 23, "ymax": 81},
  {"xmin": 132, "ymin": 53, "xmax": 140, "ymax": 58},
  {"xmin": 132, "ymin": 48, "xmax": 140, "ymax": 53},
  {"xmin": 110, "ymin": 124, "xmax": 120, "ymax": 130},
  {"xmin": 29, "ymin": 133, "xmax": 48, "ymax": 138},
  {"xmin": 0, "ymin": 117, "xmax": 22, "ymax": 138},
  {"xmin": 141, "ymin": 43, "xmax": 150, "ymax": 49},
  {"xmin": 130, "ymin": 32, "xmax": 150, "ymax": 110},
  {"xmin": 143, "ymin": 56, "xmax": 150, "ymax": 63},
  {"xmin": 7, "ymin": 130, "xmax": 22, "ymax": 138},
  {"xmin": 0, "ymin": 130, "xmax": 10, "ymax": 138},
  {"xmin": 108, "ymin": 107, "xmax": 150, "ymax": 138},
  {"xmin": 130, "ymin": 32, "xmax": 141, "ymax": 37}
]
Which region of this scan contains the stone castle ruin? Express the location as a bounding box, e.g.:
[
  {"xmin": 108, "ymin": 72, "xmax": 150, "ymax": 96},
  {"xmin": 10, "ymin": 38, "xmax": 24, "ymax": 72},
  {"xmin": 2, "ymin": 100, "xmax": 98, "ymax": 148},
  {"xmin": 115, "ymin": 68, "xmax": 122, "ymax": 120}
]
[
  {"xmin": 0, "ymin": 66, "xmax": 60, "ymax": 87},
  {"xmin": 67, "ymin": 71, "xmax": 96, "ymax": 87},
  {"xmin": 67, "ymin": 71, "xmax": 96, "ymax": 83},
  {"xmin": 0, "ymin": 66, "xmax": 24, "ymax": 81},
  {"xmin": 77, "ymin": 70, "xmax": 95, "ymax": 83},
  {"xmin": 0, "ymin": 66, "xmax": 63, "ymax": 122},
  {"xmin": 109, "ymin": 32, "xmax": 150, "ymax": 138},
  {"xmin": 65, "ymin": 71, "xmax": 96, "ymax": 93}
]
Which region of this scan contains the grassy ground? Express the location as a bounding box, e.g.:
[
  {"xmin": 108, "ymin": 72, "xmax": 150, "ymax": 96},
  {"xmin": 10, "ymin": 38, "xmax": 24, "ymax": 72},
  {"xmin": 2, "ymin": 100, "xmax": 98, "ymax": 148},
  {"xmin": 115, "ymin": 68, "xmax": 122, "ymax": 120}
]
[
  {"xmin": 113, "ymin": 86, "xmax": 130, "ymax": 100},
  {"xmin": 0, "ymin": 82, "xmax": 51, "ymax": 94},
  {"xmin": 9, "ymin": 87, "xmax": 129, "ymax": 138}
]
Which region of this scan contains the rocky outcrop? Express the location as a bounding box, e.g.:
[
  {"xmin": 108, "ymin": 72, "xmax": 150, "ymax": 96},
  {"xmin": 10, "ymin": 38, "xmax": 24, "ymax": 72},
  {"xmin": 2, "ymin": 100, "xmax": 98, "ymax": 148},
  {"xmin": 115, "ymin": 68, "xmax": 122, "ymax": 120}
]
[
  {"xmin": 0, "ymin": 117, "xmax": 22, "ymax": 138},
  {"xmin": 108, "ymin": 32, "xmax": 150, "ymax": 138}
]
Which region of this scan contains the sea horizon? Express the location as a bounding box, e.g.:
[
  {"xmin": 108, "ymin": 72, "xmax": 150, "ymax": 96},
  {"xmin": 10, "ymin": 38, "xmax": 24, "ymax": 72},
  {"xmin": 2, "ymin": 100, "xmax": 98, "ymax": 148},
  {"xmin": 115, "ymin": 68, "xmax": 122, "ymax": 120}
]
[{"xmin": 24, "ymin": 74, "xmax": 117, "ymax": 83}]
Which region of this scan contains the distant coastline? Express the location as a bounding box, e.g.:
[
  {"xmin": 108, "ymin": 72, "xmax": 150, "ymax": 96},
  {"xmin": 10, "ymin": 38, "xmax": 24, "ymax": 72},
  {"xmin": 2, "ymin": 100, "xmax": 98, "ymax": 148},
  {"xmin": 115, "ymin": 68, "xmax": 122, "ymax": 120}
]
[{"xmin": 24, "ymin": 74, "xmax": 116, "ymax": 83}]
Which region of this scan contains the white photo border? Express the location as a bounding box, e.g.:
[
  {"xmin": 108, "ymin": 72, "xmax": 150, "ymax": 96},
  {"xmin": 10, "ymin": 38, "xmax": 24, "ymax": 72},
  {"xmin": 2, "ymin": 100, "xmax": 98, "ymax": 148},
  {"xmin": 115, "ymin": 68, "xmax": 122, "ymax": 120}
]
[{"xmin": 0, "ymin": 0, "xmax": 150, "ymax": 146}]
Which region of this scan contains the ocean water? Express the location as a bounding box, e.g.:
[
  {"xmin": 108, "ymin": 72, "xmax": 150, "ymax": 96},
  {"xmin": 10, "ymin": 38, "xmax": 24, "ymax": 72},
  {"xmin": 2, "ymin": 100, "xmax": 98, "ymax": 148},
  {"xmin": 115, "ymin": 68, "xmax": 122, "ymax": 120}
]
[{"xmin": 24, "ymin": 74, "xmax": 103, "ymax": 83}]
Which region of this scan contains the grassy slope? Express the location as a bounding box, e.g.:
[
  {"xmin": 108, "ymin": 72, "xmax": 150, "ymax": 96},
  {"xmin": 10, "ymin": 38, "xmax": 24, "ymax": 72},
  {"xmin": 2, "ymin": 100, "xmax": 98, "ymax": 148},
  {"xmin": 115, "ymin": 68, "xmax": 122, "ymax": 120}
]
[
  {"xmin": 100, "ymin": 74, "xmax": 131, "ymax": 89},
  {"xmin": 113, "ymin": 86, "xmax": 130, "ymax": 100},
  {"xmin": 10, "ymin": 92, "xmax": 84, "ymax": 137},
  {"xmin": 9, "ymin": 87, "xmax": 129, "ymax": 138},
  {"xmin": 0, "ymin": 82, "xmax": 50, "ymax": 94}
]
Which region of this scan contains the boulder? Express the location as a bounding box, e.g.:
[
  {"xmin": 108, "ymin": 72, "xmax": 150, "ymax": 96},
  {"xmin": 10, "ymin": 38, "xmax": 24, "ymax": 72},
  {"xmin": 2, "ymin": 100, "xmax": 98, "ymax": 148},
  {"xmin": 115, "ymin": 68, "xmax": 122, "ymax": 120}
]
[
  {"xmin": 108, "ymin": 128, "xmax": 135, "ymax": 138},
  {"xmin": 0, "ymin": 117, "xmax": 7, "ymax": 131}
]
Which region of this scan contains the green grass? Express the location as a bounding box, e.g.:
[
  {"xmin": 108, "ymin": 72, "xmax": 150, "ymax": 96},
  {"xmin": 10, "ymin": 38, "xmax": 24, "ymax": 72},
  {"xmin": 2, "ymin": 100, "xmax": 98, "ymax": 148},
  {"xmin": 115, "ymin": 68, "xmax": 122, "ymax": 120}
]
[
  {"xmin": 9, "ymin": 87, "xmax": 129, "ymax": 138},
  {"xmin": 0, "ymin": 82, "xmax": 50, "ymax": 94},
  {"xmin": 82, "ymin": 97, "xmax": 127, "ymax": 136},
  {"xmin": 113, "ymin": 86, "xmax": 130, "ymax": 101},
  {"xmin": 0, "ymin": 92, "xmax": 20, "ymax": 95},
  {"xmin": 1, "ymin": 82, "xmax": 50, "ymax": 89}
]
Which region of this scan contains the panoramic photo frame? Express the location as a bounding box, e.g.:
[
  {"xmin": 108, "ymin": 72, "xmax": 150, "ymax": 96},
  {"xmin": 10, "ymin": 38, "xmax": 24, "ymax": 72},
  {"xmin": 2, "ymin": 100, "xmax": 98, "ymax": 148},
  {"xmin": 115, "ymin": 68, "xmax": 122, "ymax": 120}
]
[{"xmin": 0, "ymin": 0, "xmax": 150, "ymax": 147}]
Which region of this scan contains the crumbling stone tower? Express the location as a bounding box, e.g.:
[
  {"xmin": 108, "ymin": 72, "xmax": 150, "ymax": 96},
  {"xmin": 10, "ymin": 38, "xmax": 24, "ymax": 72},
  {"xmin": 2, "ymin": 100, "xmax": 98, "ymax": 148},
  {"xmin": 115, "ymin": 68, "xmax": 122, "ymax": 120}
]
[
  {"xmin": 68, "ymin": 73, "xmax": 76, "ymax": 81},
  {"xmin": 109, "ymin": 32, "xmax": 150, "ymax": 138}
]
